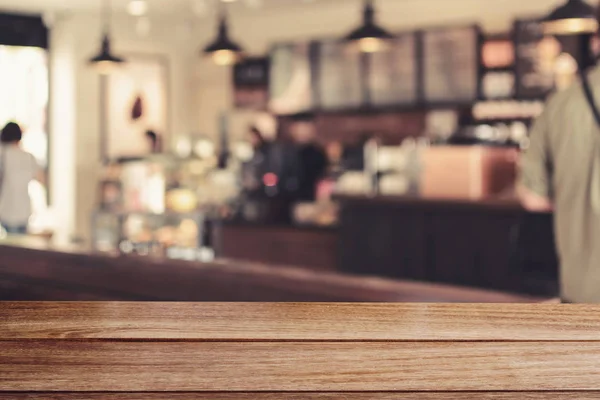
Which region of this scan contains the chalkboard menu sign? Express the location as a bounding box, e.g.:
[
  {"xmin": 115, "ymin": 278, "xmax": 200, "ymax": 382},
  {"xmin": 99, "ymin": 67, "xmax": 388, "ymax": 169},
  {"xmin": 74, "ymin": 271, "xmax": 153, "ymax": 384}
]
[
  {"xmin": 269, "ymin": 42, "xmax": 315, "ymax": 115},
  {"xmin": 234, "ymin": 57, "xmax": 269, "ymax": 87},
  {"xmin": 367, "ymin": 32, "xmax": 418, "ymax": 106},
  {"xmin": 514, "ymin": 19, "xmax": 556, "ymax": 98},
  {"xmin": 515, "ymin": 19, "xmax": 583, "ymax": 97},
  {"xmin": 422, "ymin": 26, "xmax": 479, "ymax": 103},
  {"xmin": 233, "ymin": 57, "xmax": 269, "ymax": 109},
  {"xmin": 316, "ymin": 40, "xmax": 363, "ymax": 110}
]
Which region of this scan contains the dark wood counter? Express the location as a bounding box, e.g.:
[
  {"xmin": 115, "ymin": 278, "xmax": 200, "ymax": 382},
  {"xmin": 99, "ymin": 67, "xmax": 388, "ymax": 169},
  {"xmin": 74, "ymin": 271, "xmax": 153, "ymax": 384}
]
[
  {"xmin": 337, "ymin": 195, "xmax": 559, "ymax": 296},
  {"xmin": 336, "ymin": 194, "xmax": 526, "ymax": 209},
  {"xmin": 212, "ymin": 221, "xmax": 338, "ymax": 271},
  {"xmin": 0, "ymin": 239, "xmax": 542, "ymax": 302},
  {"xmin": 2, "ymin": 302, "xmax": 599, "ymax": 397}
]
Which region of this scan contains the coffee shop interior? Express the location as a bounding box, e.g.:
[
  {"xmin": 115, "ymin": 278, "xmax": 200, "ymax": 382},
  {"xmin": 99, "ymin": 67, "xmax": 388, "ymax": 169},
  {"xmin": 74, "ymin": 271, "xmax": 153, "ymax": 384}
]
[{"xmin": 0, "ymin": 0, "xmax": 592, "ymax": 302}]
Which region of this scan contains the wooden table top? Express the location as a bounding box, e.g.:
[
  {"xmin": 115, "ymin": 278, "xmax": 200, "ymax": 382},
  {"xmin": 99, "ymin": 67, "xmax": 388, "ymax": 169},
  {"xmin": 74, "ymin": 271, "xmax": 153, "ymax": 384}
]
[{"xmin": 1, "ymin": 302, "xmax": 600, "ymax": 398}]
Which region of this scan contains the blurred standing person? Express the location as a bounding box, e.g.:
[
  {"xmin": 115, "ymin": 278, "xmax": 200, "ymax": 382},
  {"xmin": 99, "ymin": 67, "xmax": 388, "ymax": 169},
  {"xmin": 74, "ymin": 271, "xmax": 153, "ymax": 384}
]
[
  {"xmin": 0, "ymin": 122, "xmax": 41, "ymax": 235},
  {"xmin": 241, "ymin": 126, "xmax": 271, "ymax": 198},
  {"xmin": 248, "ymin": 126, "xmax": 271, "ymax": 165},
  {"xmin": 289, "ymin": 114, "xmax": 327, "ymax": 202},
  {"xmin": 517, "ymin": 24, "xmax": 600, "ymax": 303},
  {"xmin": 239, "ymin": 125, "xmax": 297, "ymax": 223}
]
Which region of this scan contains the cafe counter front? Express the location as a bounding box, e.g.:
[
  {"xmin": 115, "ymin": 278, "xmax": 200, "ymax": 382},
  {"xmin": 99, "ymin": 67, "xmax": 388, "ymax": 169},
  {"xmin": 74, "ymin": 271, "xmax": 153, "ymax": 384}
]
[
  {"xmin": 214, "ymin": 195, "xmax": 559, "ymax": 297},
  {"xmin": 336, "ymin": 195, "xmax": 558, "ymax": 296},
  {"xmin": 0, "ymin": 237, "xmax": 539, "ymax": 303}
]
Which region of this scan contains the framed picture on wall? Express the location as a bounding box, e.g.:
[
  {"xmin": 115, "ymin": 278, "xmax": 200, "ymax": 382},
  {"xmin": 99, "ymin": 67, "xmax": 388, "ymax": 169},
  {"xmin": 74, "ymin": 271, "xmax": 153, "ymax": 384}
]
[{"xmin": 101, "ymin": 54, "xmax": 170, "ymax": 161}]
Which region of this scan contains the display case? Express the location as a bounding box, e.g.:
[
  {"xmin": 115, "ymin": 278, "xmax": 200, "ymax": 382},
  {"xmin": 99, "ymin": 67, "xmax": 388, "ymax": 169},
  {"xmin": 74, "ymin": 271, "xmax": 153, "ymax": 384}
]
[
  {"xmin": 91, "ymin": 211, "xmax": 210, "ymax": 261},
  {"xmin": 98, "ymin": 155, "xmax": 240, "ymax": 215},
  {"xmin": 94, "ymin": 153, "xmax": 240, "ymax": 261}
]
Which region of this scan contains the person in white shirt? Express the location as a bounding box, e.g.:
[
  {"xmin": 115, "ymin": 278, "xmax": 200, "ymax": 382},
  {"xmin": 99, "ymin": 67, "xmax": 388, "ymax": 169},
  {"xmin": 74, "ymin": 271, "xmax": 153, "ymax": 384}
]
[{"xmin": 0, "ymin": 122, "xmax": 41, "ymax": 235}]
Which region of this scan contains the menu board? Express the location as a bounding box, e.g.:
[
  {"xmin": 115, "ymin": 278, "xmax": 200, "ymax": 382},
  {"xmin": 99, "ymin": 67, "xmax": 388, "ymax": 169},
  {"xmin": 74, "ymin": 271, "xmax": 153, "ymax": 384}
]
[
  {"xmin": 234, "ymin": 57, "xmax": 269, "ymax": 87},
  {"xmin": 269, "ymin": 43, "xmax": 314, "ymax": 115},
  {"xmin": 514, "ymin": 19, "xmax": 557, "ymax": 98},
  {"xmin": 515, "ymin": 19, "xmax": 586, "ymax": 97},
  {"xmin": 233, "ymin": 57, "xmax": 269, "ymax": 109},
  {"xmin": 367, "ymin": 32, "xmax": 418, "ymax": 106},
  {"xmin": 316, "ymin": 40, "xmax": 363, "ymax": 109},
  {"xmin": 422, "ymin": 26, "xmax": 479, "ymax": 103}
]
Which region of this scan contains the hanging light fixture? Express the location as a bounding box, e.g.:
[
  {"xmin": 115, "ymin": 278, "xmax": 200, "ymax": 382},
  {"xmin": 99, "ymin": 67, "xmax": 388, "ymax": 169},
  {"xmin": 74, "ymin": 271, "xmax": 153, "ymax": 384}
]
[
  {"xmin": 89, "ymin": 0, "xmax": 126, "ymax": 74},
  {"xmin": 345, "ymin": 0, "xmax": 393, "ymax": 53},
  {"xmin": 203, "ymin": 5, "xmax": 244, "ymax": 66},
  {"xmin": 542, "ymin": 0, "xmax": 598, "ymax": 35}
]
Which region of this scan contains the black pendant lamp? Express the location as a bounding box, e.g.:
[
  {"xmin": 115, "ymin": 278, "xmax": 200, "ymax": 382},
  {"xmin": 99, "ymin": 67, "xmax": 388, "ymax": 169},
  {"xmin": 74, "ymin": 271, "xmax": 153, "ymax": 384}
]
[
  {"xmin": 543, "ymin": 0, "xmax": 598, "ymax": 35},
  {"xmin": 203, "ymin": 7, "xmax": 244, "ymax": 66},
  {"xmin": 89, "ymin": 0, "xmax": 125, "ymax": 74},
  {"xmin": 345, "ymin": 0, "xmax": 393, "ymax": 53}
]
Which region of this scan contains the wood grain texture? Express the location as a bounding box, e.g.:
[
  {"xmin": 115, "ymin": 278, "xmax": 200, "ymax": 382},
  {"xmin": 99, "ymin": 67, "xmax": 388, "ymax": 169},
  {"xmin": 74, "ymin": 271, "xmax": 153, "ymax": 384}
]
[
  {"xmin": 3, "ymin": 394, "xmax": 600, "ymax": 399},
  {"xmin": 2, "ymin": 303, "xmax": 598, "ymax": 395},
  {"xmin": 1, "ymin": 303, "xmax": 598, "ymax": 341},
  {"xmin": 2, "ymin": 341, "xmax": 600, "ymax": 391}
]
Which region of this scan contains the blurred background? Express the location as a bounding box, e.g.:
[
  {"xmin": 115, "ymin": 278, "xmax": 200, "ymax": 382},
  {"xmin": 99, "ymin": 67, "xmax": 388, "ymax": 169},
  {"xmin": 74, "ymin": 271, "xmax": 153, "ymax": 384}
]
[{"xmin": 0, "ymin": 0, "xmax": 594, "ymax": 302}]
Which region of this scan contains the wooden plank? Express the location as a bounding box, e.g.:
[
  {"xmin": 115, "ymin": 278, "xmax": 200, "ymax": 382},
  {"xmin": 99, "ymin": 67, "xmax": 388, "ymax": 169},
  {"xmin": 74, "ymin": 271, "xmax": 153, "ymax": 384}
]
[
  {"xmin": 2, "ymin": 341, "xmax": 600, "ymax": 391},
  {"xmin": 2, "ymin": 303, "xmax": 599, "ymax": 341},
  {"xmin": 3, "ymin": 394, "xmax": 600, "ymax": 399}
]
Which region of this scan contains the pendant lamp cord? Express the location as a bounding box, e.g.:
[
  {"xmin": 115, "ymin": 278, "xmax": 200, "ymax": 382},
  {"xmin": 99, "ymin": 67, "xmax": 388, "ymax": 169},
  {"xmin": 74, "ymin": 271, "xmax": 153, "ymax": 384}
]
[
  {"xmin": 218, "ymin": 1, "xmax": 228, "ymax": 36},
  {"xmin": 219, "ymin": 1, "xmax": 226, "ymax": 25},
  {"xmin": 364, "ymin": 0, "xmax": 375, "ymax": 24},
  {"xmin": 102, "ymin": 0, "xmax": 111, "ymax": 36}
]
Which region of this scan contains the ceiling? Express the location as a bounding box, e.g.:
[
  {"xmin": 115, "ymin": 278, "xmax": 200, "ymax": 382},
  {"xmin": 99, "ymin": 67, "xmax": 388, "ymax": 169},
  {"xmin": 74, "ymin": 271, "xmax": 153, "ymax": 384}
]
[{"xmin": 0, "ymin": 0, "xmax": 343, "ymax": 18}]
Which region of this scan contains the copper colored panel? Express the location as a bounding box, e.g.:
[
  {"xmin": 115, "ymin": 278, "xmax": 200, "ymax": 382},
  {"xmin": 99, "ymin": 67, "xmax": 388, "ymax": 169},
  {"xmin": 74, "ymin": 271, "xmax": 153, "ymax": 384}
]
[
  {"xmin": 421, "ymin": 146, "xmax": 517, "ymax": 199},
  {"xmin": 482, "ymin": 40, "xmax": 515, "ymax": 69}
]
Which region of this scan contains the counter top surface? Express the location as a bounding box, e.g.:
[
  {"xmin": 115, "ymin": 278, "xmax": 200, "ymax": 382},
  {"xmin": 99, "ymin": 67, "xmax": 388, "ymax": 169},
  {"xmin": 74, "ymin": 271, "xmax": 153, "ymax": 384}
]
[
  {"xmin": 0, "ymin": 236, "xmax": 90, "ymax": 254},
  {"xmin": 335, "ymin": 194, "xmax": 534, "ymax": 211},
  {"xmin": 0, "ymin": 239, "xmax": 543, "ymax": 303},
  {"xmin": 216, "ymin": 218, "xmax": 338, "ymax": 231},
  {"xmin": 1, "ymin": 302, "xmax": 596, "ymax": 341}
]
